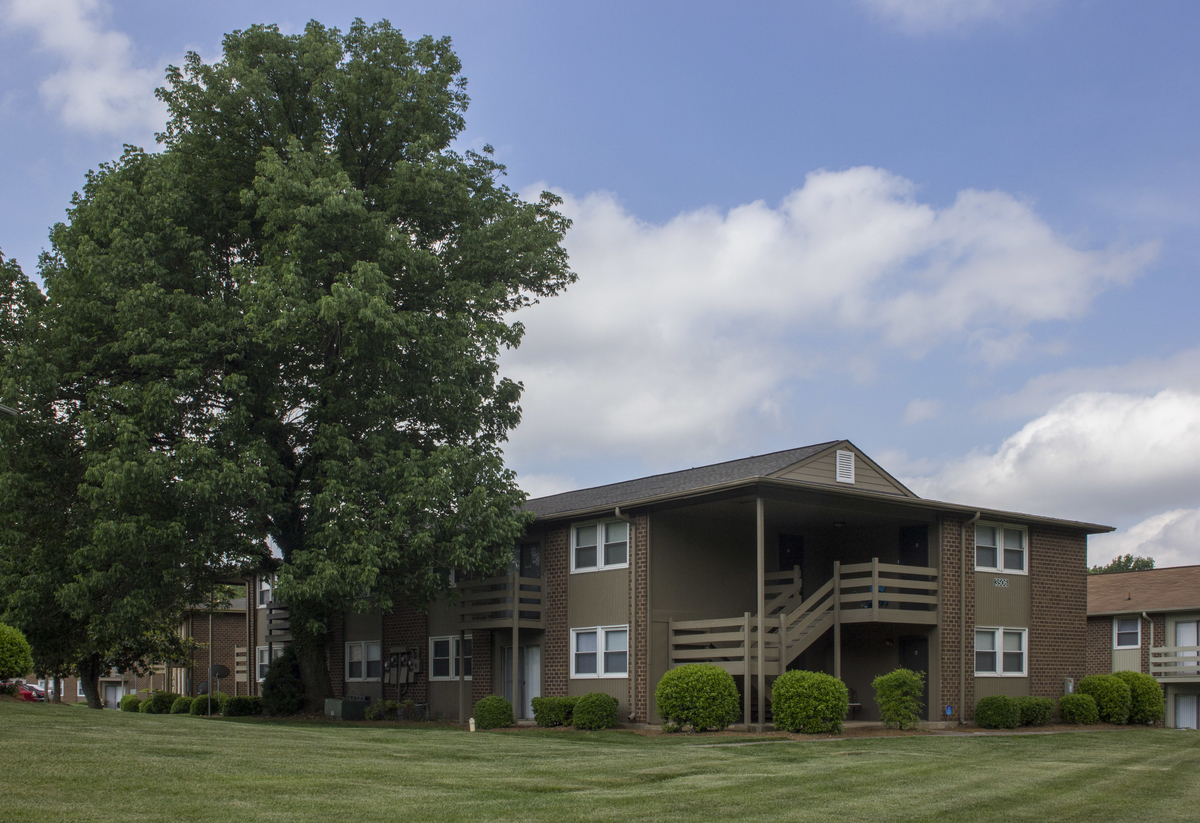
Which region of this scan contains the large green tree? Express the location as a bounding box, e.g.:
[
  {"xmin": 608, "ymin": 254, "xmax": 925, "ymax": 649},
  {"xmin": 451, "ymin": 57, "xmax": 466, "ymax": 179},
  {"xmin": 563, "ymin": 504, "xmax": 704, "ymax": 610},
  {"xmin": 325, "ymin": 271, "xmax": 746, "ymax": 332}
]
[{"xmin": 2, "ymin": 20, "xmax": 572, "ymax": 708}]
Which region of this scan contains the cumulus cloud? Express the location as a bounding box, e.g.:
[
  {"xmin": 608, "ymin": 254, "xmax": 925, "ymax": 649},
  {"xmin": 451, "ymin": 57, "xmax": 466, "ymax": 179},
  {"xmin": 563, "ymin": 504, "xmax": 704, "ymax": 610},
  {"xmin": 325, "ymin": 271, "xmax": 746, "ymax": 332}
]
[
  {"xmin": 505, "ymin": 167, "xmax": 1153, "ymax": 487},
  {"xmin": 904, "ymin": 399, "xmax": 942, "ymax": 424},
  {"xmin": 1088, "ymin": 508, "xmax": 1200, "ymax": 569},
  {"xmin": 858, "ymin": 0, "xmax": 1049, "ymax": 34},
  {"xmin": 5, "ymin": 0, "xmax": 166, "ymax": 135},
  {"xmin": 907, "ymin": 389, "xmax": 1200, "ymax": 527}
]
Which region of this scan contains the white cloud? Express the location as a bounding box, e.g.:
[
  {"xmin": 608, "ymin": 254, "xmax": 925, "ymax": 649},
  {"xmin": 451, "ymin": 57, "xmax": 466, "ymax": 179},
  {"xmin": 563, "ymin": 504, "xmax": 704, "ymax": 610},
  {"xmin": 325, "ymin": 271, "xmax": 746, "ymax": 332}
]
[
  {"xmin": 505, "ymin": 167, "xmax": 1153, "ymax": 477},
  {"xmin": 1088, "ymin": 508, "xmax": 1200, "ymax": 569},
  {"xmin": 5, "ymin": 0, "xmax": 166, "ymax": 135},
  {"xmin": 907, "ymin": 389, "xmax": 1200, "ymax": 526},
  {"xmin": 858, "ymin": 0, "xmax": 1049, "ymax": 34},
  {"xmin": 904, "ymin": 399, "xmax": 942, "ymax": 424},
  {"xmin": 989, "ymin": 347, "xmax": 1200, "ymax": 418}
]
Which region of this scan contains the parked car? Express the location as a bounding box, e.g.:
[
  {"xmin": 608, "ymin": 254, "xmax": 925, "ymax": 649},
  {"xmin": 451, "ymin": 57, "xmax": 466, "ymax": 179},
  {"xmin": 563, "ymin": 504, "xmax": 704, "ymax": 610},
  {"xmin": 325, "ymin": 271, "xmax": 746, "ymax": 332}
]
[
  {"xmin": 24, "ymin": 683, "xmax": 47, "ymax": 702},
  {"xmin": 12, "ymin": 683, "xmax": 40, "ymax": 702}
]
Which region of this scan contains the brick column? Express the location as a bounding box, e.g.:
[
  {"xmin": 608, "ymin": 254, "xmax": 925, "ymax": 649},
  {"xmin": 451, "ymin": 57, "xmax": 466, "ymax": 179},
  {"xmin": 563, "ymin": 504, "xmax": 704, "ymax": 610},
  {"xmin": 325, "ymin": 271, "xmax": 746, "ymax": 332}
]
[
  {"xmin": 471, "ymin": 630, "xmax": 492, "ymax": 708},
  {"xmin": 939, "ymin": 514, "xmax": 972, "ymax": 722},
  {"xmin": 1029, "ymin": 527, "xmax": 1087, "ymax": 700},
  {"xmin": 542, "ymin": 526, "xmax": 570, "ymax": 697},
  {"xmin": 1086, "ymin": 616, "xmax": 1112, "ymax": 676},
  {"xmin": 630, "ymin": 513, "xmax": 649, "ymax": 722}
]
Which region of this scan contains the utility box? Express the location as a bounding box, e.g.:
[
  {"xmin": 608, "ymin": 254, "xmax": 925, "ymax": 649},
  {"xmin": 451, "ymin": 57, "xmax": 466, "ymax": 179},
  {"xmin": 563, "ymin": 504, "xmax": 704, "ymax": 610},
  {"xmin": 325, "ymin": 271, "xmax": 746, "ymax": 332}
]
[
  {"xmin": 1063, "ymin": 677, "xmax": 1075, "ymax": 695},
  {"xmin": 325, "ymin": 697, "xmax": 368, "ymax": 721}
]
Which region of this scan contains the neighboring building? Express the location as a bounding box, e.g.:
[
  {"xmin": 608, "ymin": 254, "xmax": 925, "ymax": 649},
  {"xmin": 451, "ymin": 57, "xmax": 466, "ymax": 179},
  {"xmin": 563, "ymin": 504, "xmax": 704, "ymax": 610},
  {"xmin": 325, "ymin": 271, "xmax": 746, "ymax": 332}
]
[
  {"xmin": 327, "ymin": 440, "xmax": 1110, "ymax": 727},
  {"xmin": 1087, "ymin": 565, "xmax": 1200, "ymax": 729}
]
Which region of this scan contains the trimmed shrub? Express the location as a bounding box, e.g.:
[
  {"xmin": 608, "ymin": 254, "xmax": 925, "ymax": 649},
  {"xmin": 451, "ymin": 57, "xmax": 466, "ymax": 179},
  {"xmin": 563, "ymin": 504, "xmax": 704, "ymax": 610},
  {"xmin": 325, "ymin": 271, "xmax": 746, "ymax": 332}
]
[
  {"xmin": 223, "ymin": 696, "xmax": 262, "ymax": 717},
  {"xmin": 975, "ymin": 695, "xmax": 1020, "ymax": 729},
  {"xmin": 0, "ymin": 623, "xmax": 34, "ymax": 681},
  {"xmin": 474, "ymin": 695, "xmax": 514, "ymax": 730},
  {"xmin": 139, "ymin": 697, "xmax": 152, "ymax": 713},
  {"xmin": 771, "ymin": 670, "xmax": 849, "ymax": 734},
  {"xmin": 261, "ymin": 644, "xmax": 305, "ymax": 716},
  {"xmin": 531, "ymin": 695, "xmax": 578, "ymax": 727},
  {"xmin": 573, "ymin": 692, "xmax": 619, "ymax": 731},
  {"xmin": 872, "ymin": 668, "xmax": 925, "ymax": 730},
  {"xmin": 1058, "ymin": 692, "xmax": 1099, "ymax": 724},
  {"xmin": 1015, "ymin": 696, "xmax": 1054, "ymax": 727},
  {"xmin": 189, "ymin": 692, "xmax": 222, "ymax": 716},
  {"xmin": 119, "ymin": 694, "xmax": 142, "ymax": 713},
  {"xmin": 367, "ymin": 699, "xmax": 400, "ymax": 721},
  {"xmin": 654, "ymin": 664, "xmax": 741, "ymax": 731},
  {"xmin": 0, "ymin": 683, "xmax": 17, "ymax": 696},
  {"xmin": 1078, "ymin": 674, "xmax": 1131, "ymax": 724},
  {"xmin": 146, "ymin": 691, "xmax": 181, "ymax": 714},
  {"xmin": 170, "ymin": 696, "xmax": 193, "ymax": 714},
  {"xmin": 1113, "ymin": 670, "xmax": 1165, "ymax": 725}
]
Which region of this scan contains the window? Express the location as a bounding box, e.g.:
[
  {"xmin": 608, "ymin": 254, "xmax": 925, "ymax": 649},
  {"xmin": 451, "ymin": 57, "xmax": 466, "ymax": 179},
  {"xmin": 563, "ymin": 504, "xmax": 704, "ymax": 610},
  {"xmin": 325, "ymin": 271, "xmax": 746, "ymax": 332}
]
[
  {"xmin": 429, "ymin": 636, "xmax": 473, "ymax": 681},
  {"xmin": 257, "ymin": 576, "xmax": 273, "ymax": 608},
  {"xmin": 77, "ymin": 680, "xmax": 85, "ymax": 698},
  {"xmin": 1113, "ymin": 617, "xmax": 1141, "ymax": 649},
  {"xmin": 571, "ymin": 520, "xmax": 629, "ymax": 572},
  {"xmin": 256, "ymin": 646, "xmax": 285, "ymax": 681},
  {"xmin": 975, "ymin": 523, "xmax": 1027, "ymax": 574},
  {"xmin": 835, "ymin": 450, "xmax": 855, "ymax": 484},
  {"xmin": 571, "ymin": 626, "xmax": 628, "ymax": 678},
  {"xmin": 345, "ymin": 641, "xmax": 382, "ymax": 682},
  {"xmin": 975, "ymin": 627, "xmax": 1027, "ymax": 676}
]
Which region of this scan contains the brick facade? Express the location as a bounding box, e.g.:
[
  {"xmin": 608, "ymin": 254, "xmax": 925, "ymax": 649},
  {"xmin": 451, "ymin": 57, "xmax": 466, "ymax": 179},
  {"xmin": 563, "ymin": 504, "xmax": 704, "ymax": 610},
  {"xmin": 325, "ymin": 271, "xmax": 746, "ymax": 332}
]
[
  {"xmin": 630, "ymin": 513, "xmax": 649, "ymax": 722},
  {"xmin": 383, "ymin": 601, "xmax": 430, "ymax": 705},
  {"xmin": 1029, "ymin": 526, "xmax": 1087, "ymax": 699},
  {"xmin": 471, "ymin": 629, "xmax": 492, "ymax": 707},
  {"xmin": 184, "ymin": 610, "xmax": 248, "ymax": 697},
  {"xmin": 938, "ymin": 514, "xmax": 969, "ymax": 722},
  {"xmin": 1086, "ymin": 616, "xmax": 1112, "ymax": 676},
  {"xmin": 542, "ymin": 525, "xmax": 570, "ymax": 698}
]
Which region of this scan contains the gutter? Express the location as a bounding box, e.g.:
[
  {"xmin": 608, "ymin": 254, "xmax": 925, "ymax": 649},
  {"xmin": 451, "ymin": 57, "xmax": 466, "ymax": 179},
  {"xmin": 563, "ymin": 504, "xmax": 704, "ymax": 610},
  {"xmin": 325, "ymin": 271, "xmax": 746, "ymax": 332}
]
[{"xmin": 961, "ymin": 511, "xmax": 981, "ymax": 726}]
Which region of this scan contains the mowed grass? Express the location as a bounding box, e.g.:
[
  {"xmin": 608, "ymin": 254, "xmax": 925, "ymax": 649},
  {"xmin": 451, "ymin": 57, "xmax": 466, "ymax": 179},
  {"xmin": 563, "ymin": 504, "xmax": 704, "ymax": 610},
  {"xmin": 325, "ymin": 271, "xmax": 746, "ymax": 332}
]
[{"xmin": 4, "ymin": 701, "xmax": 1199, "ymax": 823}]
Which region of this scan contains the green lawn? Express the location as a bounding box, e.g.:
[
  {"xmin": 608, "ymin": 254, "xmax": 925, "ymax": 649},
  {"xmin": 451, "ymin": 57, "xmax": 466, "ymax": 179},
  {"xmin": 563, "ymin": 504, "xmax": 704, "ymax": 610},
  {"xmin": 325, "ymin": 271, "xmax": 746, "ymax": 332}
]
[{"xmin": 4, "ymin": 701, "xmax": 1198, "ymax": 822}]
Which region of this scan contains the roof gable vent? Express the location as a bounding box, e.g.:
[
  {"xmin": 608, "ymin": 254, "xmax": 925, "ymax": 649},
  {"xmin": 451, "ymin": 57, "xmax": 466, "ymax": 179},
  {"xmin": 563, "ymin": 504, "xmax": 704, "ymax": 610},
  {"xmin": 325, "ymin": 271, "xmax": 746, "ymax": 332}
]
[{"xmin": 835, "ymin": 450, "xmax": 855, "ymax": 484}]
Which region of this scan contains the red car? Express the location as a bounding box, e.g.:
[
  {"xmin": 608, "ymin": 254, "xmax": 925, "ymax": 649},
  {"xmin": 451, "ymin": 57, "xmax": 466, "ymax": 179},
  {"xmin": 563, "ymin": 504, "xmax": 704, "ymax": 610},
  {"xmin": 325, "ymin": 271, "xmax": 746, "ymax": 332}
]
[{"xmin": 8, "ymin": 683, "xmax": 39, "ymax": 702}]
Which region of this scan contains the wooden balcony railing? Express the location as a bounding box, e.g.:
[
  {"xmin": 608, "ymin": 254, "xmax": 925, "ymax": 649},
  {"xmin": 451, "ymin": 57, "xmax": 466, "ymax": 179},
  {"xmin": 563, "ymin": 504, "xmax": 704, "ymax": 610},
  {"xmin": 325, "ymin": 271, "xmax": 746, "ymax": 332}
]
[
  {"xmin": 454, "ymin": 572, "xmax": 544, "ymax": 630},
  {"xmin": 1150, "ymin": 646, "xmax": 1200, "ymax": 680}
]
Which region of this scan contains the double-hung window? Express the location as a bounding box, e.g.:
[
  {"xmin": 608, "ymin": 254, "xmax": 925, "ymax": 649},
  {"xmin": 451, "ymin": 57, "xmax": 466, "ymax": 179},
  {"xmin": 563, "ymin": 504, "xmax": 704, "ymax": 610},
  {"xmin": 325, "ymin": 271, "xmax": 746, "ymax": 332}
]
[
  {"xmin": 572, "ymin": 520, "xmax": 629, "ymax": 572},
  {"xmin": 429, "ymin": 636, "xmax": 473, "ymax": 681},
  {"xmin": 975, "ymin": 627, "xmax": 1026, "ymax": 676},
  {"xmin": 256, "ymin": 646, "xmax": 285, "ymax": 681},
  {"xmin": 975, "ymin": 523, "xmax": 1027, "ymax": 574},
  {"xmin": 1113, "ymin": 617, "xmax": 1141, "ymax": 649},
  {"xmin": 345, "ymin": 641, "xmax": 382, "ymax": 682},
  {"xmin": 571, "ymin": 626, "xmax": 628, "ymax": 678},
  {"xmin": 257, "ymin": 576, "xmax": 273, "ymax": 607}
]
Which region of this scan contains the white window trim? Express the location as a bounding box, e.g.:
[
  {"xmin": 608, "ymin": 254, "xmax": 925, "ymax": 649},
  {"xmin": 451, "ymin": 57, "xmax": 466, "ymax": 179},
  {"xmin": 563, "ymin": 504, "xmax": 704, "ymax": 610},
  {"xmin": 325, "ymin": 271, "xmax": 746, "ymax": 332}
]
[
  {"xmin": 77, "ymin": 679, "xmax": 85, "ymax": 698},
  {"xmin": 570, "ymin": 625, "xmax": 629, "ymax": 679},
  {"xmin": 1113, "ymin": 616, "xmax": 1142, "ymax": 650},
  {"xmin": 974, "ymin": 626, "xmax": 1028, "ymax": 677},
  {"xmin": 428, "ymin": 636, "xmax": 473, "ymax": 682},
  {"xmin": 974, "ymin": 522, "xmax": 1029, "ymax": 576},
  {"xmin": 344, "ymin": 640, "xmax": 382, "ymax": 683},
  {"xmin": 570, "ymin": 519, "xmax": 631, "ymax": 574},
  {"xmin": 256, "ymin": 645, "xmax": 285, "ymax": 682},
  {"xmin": 257, "ymin": 576, "xmax": 273, "ymax": 608}
]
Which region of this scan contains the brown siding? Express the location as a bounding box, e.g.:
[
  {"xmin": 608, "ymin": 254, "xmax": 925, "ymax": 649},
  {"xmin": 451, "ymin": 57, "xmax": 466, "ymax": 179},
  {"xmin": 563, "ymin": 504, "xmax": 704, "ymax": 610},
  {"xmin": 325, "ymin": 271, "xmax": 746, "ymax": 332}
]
[
  {"xmin": 974, "ymin": 572, "xmax": 1031, "ymax": 627},
  {"xmin": 1028, "ymin": 526, "xmax": 1087, "ymax": 702},
  {"xmin": 568, "ymin": 568, "xmax": 629, "ymax": 627},
  {"xmin": 974, "ymin": 677, "xmax": 1031, "ymax": 699},
  {"xmin": 775, "ymin": 448, "xmax": 906, "ymax": 496}
]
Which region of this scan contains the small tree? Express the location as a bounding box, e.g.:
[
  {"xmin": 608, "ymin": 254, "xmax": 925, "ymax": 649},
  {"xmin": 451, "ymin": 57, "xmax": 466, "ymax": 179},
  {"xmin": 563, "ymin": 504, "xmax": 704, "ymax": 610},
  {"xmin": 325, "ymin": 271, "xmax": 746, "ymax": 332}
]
[
  {"xmin": 1089, "ymin": 554, "xmax": 1155, "ymax": 574},
  {"xmin": 0, "ymin": 622, "xmax": 33, "ymax": 680},
  {"xmin": 260, "ymin": 645, "xmax": 306, "ymax": 716},
  {"xmin": 872, "ymin": 668, "xmax": 925, "ymax": 729}
]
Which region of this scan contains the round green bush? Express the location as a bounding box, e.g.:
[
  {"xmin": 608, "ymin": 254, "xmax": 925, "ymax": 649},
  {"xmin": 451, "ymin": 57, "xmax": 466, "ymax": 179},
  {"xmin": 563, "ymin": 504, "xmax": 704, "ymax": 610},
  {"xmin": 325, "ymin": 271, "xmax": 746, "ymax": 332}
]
[
  {"xmin": 654, "ymin": 664, "xmax": 741, "ymax": 731},
  {"xmin": 1015, "ymin": 696, "xmax": 1054, "ymax": 727},
  {"xmin": 189, "ymin": 692, "xmax": 222, "ymax": 716},
  {"xmin": 1058, "ymin": 692, "xmax": 1099, "ymax": 724},
  {"xmin": 531, "ymin": 695, "xmax": 579, "ymax": 727},
  {"xmin": 1112, "ymin": 670, "xmax": 1164, "ymax": 725},
  {"xmin": 1077, "ymin": 674, "xmax": 1131, "ymax": 724},
  {"xmin": 871, "ymin": 668, "xmax": 926, "ymax": 729},
  {"xmin": 139, "ymin": 696, "xmax": 152, "ymax": 712},
  {"xmin": 223, "ymin": 696, "xmax": 262, "ymax": 717},
  {"xmin": 573, "ymin": 692, "xmax": 619, "ymax": 731},
  {"xmin": 170, "ymin": 696, "xmax": 193, "ymax": 714},
  {"xmin": 771, "ymin": 670, "xmax": 849, "ymax": 734},
  {"xmin": 260, "ymin": 644, "xmax": 306, "ymax": 716},
  {"xmin": 119, "ymin": 694, "xmax": 142, "ymax": 712},
  {"xmin": 474, "ymin": 695, "xmax": 514, "ymax": 729},
  {"xmin": 145, "ymin": 690, "xmax": 180, "ymax": 714},
  {"xmin": 0, "ymin": 623, "xmax": 34, "ymax": 681},
  {"xmin": 975, "ymin": 695, "xmax": 1020, "ymax": 729}
]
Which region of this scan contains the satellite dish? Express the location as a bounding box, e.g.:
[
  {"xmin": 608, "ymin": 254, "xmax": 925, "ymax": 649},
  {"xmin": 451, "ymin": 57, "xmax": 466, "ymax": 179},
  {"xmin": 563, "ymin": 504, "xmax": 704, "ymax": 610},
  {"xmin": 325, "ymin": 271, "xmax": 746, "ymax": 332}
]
[{"xmin": 210, "ymin": 665, "xmax": 230, "ymax": 679}]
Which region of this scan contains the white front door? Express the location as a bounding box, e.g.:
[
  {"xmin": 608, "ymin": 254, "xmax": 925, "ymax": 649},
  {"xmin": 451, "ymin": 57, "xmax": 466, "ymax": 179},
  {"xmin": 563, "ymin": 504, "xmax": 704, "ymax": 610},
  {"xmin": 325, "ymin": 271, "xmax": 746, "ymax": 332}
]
[
  {"xmin": 502, "ymin": 645, "xmax": 542, "ymax": 719},
  {"xmin": 103, "ymin": 683, "xmax": 121, "ymax": 709},
  {"xmin": 1177, "ymin": 694, "xmax": 1199, "ymax": 730}
]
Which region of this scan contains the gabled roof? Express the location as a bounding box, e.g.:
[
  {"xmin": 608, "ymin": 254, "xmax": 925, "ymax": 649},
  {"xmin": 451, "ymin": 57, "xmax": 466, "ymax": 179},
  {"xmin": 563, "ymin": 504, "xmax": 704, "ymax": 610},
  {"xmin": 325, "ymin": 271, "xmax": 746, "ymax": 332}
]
[
  {"xmin": 525, "ymin": 442, "xmax": 838, "ymax": 518},
  {"xmin": 1087, "ymin": 565, "xmax": 1200, "ymax": 614}
]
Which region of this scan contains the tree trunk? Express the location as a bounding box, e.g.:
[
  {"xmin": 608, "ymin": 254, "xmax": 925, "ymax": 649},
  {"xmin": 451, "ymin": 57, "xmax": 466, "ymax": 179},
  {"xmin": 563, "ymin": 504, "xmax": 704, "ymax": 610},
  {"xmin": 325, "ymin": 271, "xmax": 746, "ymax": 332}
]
[
  {"xmin": 77, "ymin": 655, "xmax": 104, "ymax": 710},
  {"xmin": 53, "ymin": 676, "xmax": 63, "ymax": 704},
  {"xmin": 290, "ymin": 604, "xmax": 333, "ymax": 712}
]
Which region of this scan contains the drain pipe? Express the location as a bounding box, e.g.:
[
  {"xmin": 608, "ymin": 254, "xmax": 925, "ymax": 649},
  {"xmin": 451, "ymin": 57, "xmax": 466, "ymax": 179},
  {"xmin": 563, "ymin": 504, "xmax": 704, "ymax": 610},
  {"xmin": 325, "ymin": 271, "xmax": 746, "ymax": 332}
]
[{"xmin": 960, "ymin": 512, "xmax": 981, "ymax": 725}]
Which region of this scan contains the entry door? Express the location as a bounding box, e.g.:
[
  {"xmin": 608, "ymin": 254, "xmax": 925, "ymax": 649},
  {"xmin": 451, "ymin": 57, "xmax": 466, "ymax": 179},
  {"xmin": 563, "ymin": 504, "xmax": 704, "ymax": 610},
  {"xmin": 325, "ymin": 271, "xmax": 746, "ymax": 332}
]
[
  {"xmin": 1177, "ymin": 694, "xmax": 1198, "ymax": 730},
  {"xmin": 103, "ymin": 683, "xmax": 120, "ymax": 710},
  {"xmin": 898, "ymin": 636, "xmax": 929, "ymax": 720},
  {"xmin": 501, "ymin": 646, "xmax": 541, "ymax": 719}
]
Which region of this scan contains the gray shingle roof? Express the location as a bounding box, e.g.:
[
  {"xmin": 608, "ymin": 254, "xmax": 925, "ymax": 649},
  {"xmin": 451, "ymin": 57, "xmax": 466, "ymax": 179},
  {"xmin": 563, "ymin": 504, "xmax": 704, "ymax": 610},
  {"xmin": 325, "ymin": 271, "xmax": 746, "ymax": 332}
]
[{"xmin": 524, "ymin": 442, "xmax": 838, "ymax": 518}]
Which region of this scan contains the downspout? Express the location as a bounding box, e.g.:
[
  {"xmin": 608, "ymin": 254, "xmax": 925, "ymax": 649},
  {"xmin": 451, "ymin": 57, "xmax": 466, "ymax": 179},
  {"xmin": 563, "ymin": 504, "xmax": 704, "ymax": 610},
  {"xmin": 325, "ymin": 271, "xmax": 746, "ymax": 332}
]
[{"xmin": 960, "ymin": 512, "xmax": 981, "ymax": 725}]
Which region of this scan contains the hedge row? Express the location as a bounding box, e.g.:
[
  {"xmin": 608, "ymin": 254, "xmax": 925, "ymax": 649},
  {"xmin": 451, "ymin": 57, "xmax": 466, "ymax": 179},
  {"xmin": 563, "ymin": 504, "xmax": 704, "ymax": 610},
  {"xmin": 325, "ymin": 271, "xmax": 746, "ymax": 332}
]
[{"xmin": 973, "ymin": 671, "xmax": 1163, "ymax": 727}]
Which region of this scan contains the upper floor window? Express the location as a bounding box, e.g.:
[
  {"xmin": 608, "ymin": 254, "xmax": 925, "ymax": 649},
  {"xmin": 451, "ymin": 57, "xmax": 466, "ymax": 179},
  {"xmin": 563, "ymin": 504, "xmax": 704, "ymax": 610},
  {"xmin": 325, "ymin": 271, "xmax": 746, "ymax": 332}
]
[
  {"xmin": 572, "ymin": 520, "xmax": 629, "ymax": 573},
  {"xmin": 1114, "ymin": 617, "xmax": 1141, "ymax": 649},
  {"xmin": 257, "ymin": 576, "xmax": 273, "ymax": 608},
  {"xmin": 345, "ymin": 641, "xmax": 381, "ymax": 682},
  {"xmin": 975, "ymin": 523, "xmax": 1027, "ymax": 574}
]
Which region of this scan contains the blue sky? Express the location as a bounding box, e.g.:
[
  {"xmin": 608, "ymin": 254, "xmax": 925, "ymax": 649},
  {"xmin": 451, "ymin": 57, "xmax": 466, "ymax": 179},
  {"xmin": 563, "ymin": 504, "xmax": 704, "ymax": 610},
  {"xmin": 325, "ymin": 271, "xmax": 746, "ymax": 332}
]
[{"xmin": 3, "ymin": 0, "xmax": 1200, "ymax": 566}]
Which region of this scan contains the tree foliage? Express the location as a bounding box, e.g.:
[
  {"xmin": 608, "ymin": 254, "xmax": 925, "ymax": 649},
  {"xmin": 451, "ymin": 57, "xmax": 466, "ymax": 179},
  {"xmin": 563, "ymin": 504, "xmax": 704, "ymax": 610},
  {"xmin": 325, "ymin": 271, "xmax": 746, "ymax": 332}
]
[
  {"xmin": 1088, "ymin": 554, "xmax": 1155, "ymax": 574},
  {"xmin": 1, "ymin": 20, "xmax": 572, "ymax": 709}
]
